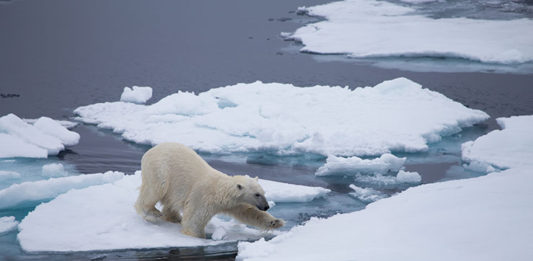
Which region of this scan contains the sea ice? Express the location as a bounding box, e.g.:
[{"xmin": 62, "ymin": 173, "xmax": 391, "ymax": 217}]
[
  {"xmin": 0, "ymin": 170, "xmax": 21, "ymax": 181},
  {"xmin": 75, "ymin": 78, "xmax": 488, "ymax": 157},
  {"xmin": 0, "ymin": 216, "xmax": 18, "ymax": 235},
  {"xmin": 354, "ymin": 170, "xmax": 421, "ymax": 189},
  {"xmin": 120, "ymin": 86, "xmax": 153, "ymax": 104},
  {"xmin": 17, "ymin": 171, "xmax": 328, "ymax": 251},
  {"xmin": 0, "ymin": 171, "xmax": 123, "ymax": 209},
  {"xmin": 41, "ymin": 163, "xmax": 68, "ymax": 177},
  {"xmin": 290, "ymin": 0, "xmax": 533, "ymax": 64},
  {"xmin": 237, "ymin": 167, "xmax": 533, "ymax": 261},
  {"xmin": 0, "ymin": 114, "xmax": 80, "ymax": 158},
  {"xmin": 462, "ymin": 115, "xmax": 533, "ymax": 171},
  {"xmin": 315, "ymin": 153, "xmax": 405, "ymax": 176},
  {"xmin": 348, "ymin": 184, "xmax": 386, "ymax": 203},
  {"xmin": 258, "ymin": 179, "xmax": 330, "ymax": 203}
]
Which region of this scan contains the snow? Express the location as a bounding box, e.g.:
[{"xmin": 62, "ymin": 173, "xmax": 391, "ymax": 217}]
[
  {"xmin": 120, "ymin": 86, "xmax": 153, "ymax": 104},
  {"xmin": 0, "ymin": 216, "xmax": 19, "ymax": 235},
  {"xmin": 258, "ymin": 179, "xmax": 330, "ymax": 203},
  {"xmin": 315, "ymin": 153, "xmax": 405, "ymax": 176},
  {"xmin": 75, "ymin": 78, "xmax": 488, "ymax": 157},
  {"xmin": 41, "ymin": 163, "xmax": 68, "ymax": 177},
  {"xmin": 348, "ymin": 184, "xmax": 386, "ymax": 203},
  {"xmin": 0, "ymin": 171, "xmax": 123, "ymax": 209},
  {"xmin": 462, "ymin": 115, "xmax": 533, "ymax": 171},
  {"xmin": 290, "ymin": 0, "xmax": 533, "ymax": 64},
  {"xmin": 237, "ymin": 167, "xmax": 533, "ymax": 261},
  {"xmin": 17, "ymin": 171, "xmax": 326, "ymax": 252},
  {"xmin": 0, "ymin": 114, "xmax": 80, "ymax": 158}
]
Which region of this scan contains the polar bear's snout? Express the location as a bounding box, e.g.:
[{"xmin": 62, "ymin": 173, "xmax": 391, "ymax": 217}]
[{"xmin": 257, "ymin": 196, "xmax": 269, "ymax": 211}]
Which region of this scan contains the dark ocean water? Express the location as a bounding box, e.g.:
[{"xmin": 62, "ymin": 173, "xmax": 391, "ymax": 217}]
[{"xmin": 1, "ymin": 0, "xmax": 533, "ymax": 260}]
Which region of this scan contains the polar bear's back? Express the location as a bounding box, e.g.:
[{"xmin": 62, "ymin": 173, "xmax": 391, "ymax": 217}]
[{"xmin": 141, "ymin": 143, "xmax": 214, "ymax": 200}]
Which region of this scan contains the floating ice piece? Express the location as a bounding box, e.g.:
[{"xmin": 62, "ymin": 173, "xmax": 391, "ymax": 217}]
[
  {"xmin": 0, "ymin": 170, "xmax": 21, "ymax": 181},
  {"xmin": 315, "ymin": 154, "xmax": 405, "ymax": 176},
  {"xmin": 258, "ymin": 179, "xmax": 330, "ymax": 203},
  {"xmin": 355, "ymin": 170, "xmax": 421, "ymax": 189},
  {"xmin": 348, "ymin": 184, "xmax": 386, "ymax": 203},
  {"xmin": 237, "ymin": 167, "xmax": 533, "ymax": 261},
  {"xmin": 120, "ymin": 86, "xmax": 153, "ymax": 104},
  {"xmin": 0, "ymin": 171, "xmax": 123, "ymax": 209},
  {"xmin": 0, "ymin": 216, "xmax": 19, "ymax": 235},
  {"xmin": 17, "ymin": 171, "xmax": 316, "ymax": 252},
  {"xmin": 462, "ymin": 115, "xmax": 533, "ymax": 171},
  {"xmin": 0, "ymin": 114, "xmax": 80, "ymax": 158},
  {"xmin": 23, "ymin": 118, "xmax": 78, "ymax": 129},
  {"xmin": 41, "ymin": 163, "xmax": 68, "ymax": 177},
  {"xmin": 75, "ymin": 78, "xmax": 488, "ymax": 157},
  {"xmin": 290, "ymin": 0, "xmax": 533, "ymax": 64}
]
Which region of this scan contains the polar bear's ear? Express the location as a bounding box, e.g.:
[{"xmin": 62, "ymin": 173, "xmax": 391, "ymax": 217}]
[
  {"xmin": 237, "ymin": 184, "xmax": 243, "ymax": 190},
  {"xmin": 254, "ymin": 176, "xmax": 259, "ymax": 181}
]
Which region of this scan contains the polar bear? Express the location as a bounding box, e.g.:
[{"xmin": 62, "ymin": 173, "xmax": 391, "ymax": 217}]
[{"xmin": 134, "ymin": 142, "xmax": 284, "ymax": 238}]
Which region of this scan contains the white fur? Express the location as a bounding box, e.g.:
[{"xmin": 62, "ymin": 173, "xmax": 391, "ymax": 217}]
[{"xmin": 135, "ymin": 142, "xmax": 284, "ymax": 238}]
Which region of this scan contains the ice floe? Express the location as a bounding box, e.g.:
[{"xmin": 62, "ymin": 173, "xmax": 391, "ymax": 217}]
[
  {"xmin": 315, "ymin": 153, "xmax": 405, "ymax": 176},
  {"xmin": 0, "ymin": 170, "xmax": 21, "ymax": 181},
  {"xmin": 237, "ymin": 166, "xmax": 533, "ymax": 261},
  {"xmin": 75, "ymin": 78, "xmax": 488, "ymax": 157},
  {"xmin": 0, "ymin": 216, "xmax": 18, "ymax": 235},
  {"xmin": 41, "ymin": 163, "xmax": 68, "ymax": 177},
  {"xmin": 258, "ymin": 179, "xmax": 330, "ymax": 203},
  {"xmin": 348, "ymin": 184, "xmax": 386, "ymax": 203},
  {"xmin": 290, "ymin": 0, "xmax": 533, "ymax": 64},
  {"xmin": 462, "ymin": 115, "xmax": 533, "ymax": 171},
  {"xmin": 17, "ymin": 171, "xmax": 329, "ymax": 251},
  {"xmin": 354, "ymin": 170, "xmax": 421, "ymax": 189},
  {"xmin": 0, "ymin": 114, "xmax": 80, "ymax": 158},
  {"xmin": 0, "ymin": 171, "xmax": 123, "ymax": 209},
  {"xmin": 120, "ymin": 86, "xmax": 153, "ymax": 104}
]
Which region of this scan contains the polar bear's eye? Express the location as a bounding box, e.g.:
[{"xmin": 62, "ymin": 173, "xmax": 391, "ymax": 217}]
[{"xmin": 254, "ymin": 193, "xmax": 261, "ymax": 197}]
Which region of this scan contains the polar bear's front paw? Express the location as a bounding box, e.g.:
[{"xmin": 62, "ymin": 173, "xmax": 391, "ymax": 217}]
[
  {"xmin": 143, "ymin": 209, "xmax": 163, "ymax": 223},
  {"xmin": 268, "ymin": 218, "xmax": 284, "ymax": 229}
]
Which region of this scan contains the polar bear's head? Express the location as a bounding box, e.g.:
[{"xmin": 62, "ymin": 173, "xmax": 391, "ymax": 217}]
[{"xmin": 233, "ymin": 175, "xmax": 270, "ymax": 211}]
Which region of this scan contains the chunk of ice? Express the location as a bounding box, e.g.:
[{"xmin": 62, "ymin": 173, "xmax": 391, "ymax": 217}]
[
  {"xmin": 0, "ymin": 171, "xmax": 123, "ymax": 209},
  {"xmin": 315, "ymin": 153, "xmax": 405, "ymax": 176},
  {"xmin": 75, "ymin": 78, "xmax": 488, "ymax": 157},
  {"xmin": 17, "ymin": 171, "xmax": 316, "ymax": 252},
  {"xmin": 41, "ymin": 163, "xmax": 68, "ymax": 177},
  {"xmin": 258, "ymin": 179, "xmax": 330, "ymax": 203},
  {"xmin": 462, "ymin": 115, "xmax": 533, "ymax": 171},
  {"xmin": 237, "ymin": 167, "xmax": 533, "ymax": 261},
  {"xmin": 348, "ymin": 184, "xmax": 387, "ymax": 203},
  {"xmin": 290, "ymin": 0, "xmax": 533, "ymax": 64},
  {"xmin": 120, "ymin": 86, "xmax": 153, "ymax": 104},
  {"xmin": 0, "ymin": 216, "xmax": 19, "ymax": 235}
]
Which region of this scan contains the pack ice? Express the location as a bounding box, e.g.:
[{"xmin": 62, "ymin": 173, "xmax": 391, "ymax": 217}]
[
  {"xmin": 0, "ymin": 114, "xmax": 80, "ymax": 158},
  {"xmin": 290, "ymin": 0, "xmax": 533, "ymax": 64},
  {"xmin": 74, "ymin": 78, "xmax": 488, "ymax": 157},
  {"xmin": 17, "ymin": 171, "xmax": 330, "ymax": 252},
  {"xmin": 237, "ymin": 115, "xmax": 533, "ymax": 261}
]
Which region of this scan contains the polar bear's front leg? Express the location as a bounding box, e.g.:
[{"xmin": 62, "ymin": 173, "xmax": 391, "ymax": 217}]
[{"xmin": 227, "ymin": 204, "xmax": 284, "ymax": 230}]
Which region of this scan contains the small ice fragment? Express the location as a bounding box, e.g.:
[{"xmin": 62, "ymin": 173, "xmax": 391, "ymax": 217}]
[
  {"xmin": 41, "ymin": 163, "xmax": 68, "ymax": 177},
  {"xmin": 120, "ymin": 86, "xmax": 153, "ymax": 104},
  {"xmin": 316, "ymin": 153, "xmax": 406, "ymax": 176},
  {"xmin": 0, "ymin": 216, "xmax": 19, "ymax": 234},
  {"xmin": 348, "ymin": 184, "xmax": 387, "ymax": 203}
]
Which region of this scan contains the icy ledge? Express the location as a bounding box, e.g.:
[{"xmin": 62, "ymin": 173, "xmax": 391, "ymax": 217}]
[
  {"xmin": 238, "ymin": 167, "xmax": 533, "ymax": 261},
  {"xmin": 0, "ymin": 114, "xmax": 80, "ymax": 158},
  {"xmin": 290, "ymin": 0, "xmax": 533, "ymax": 64},
  {"xmin": 17, "ymin": 171, "xmax": 329, "ymax": 252},
  {"xmin": 75, "ymin": 78, "xmax": 488, "ymax": 157},
  {"xmin": 462, "ymin": 115, "xmax": 533, "ymax": 172}
]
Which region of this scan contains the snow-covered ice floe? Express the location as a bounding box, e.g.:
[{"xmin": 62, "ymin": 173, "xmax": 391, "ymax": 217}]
[
  {"xmin": 17, "ymin": 171, "xmax": 329, "ymax": 252},
  {"xmin": 0, "ymin": 216, "xmax": 19, "ymax": 235},
  {"xmin": 354, "ymin": 170, "xmax": 421, "ymax": 189},
  {"xmin": 237, "ymin": 167, "xmax": 533, "ymax": 261},
  {"xmin": 315, "ymin": 153, "xmax": 405, "ymax": 176},
  {"xmin": 120, "ymin": 86, "xmax": 153, "ymax": 104},
  {"xmin": 348, "ymin": 184, "xmax": 386, "ymax": 203},
  {"xmin": 290, "ymin": 0, "xmax": 533, "ymax": 64},
  {"xmin": 0, "ymin": 114, "xmax": 80, "ymax": 158},
  {"xmin": 0, "ymin": 171, "xmax": 123, "ymax": 209},
  {"xmin": 75, "ymin": 78, "xmax": 488, "ymax": 157},
  {"xmin": 462, "ymin": 115, "xmax": 533, "ymax": 172}
]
